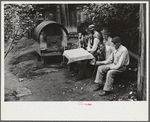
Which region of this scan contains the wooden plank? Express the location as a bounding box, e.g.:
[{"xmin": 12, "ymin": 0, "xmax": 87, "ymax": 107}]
[
  {"xmin": 141, "ymin": 4, "xmax": 146, "ymax": 100},
  {"xmin": 137, "ymin": 4, "xmax": 146, "ymax": 100},
  {"xmin": 61, "ymin": 5, "xmax": 68, "ymax": 26},
  {"xmin": 66, "ymin": 4, "xmax": 70, "ymax": 26},
  {"xmin": 56, "ymin": 5, "xmax": 61, "ymax": 24},
  {"xmin": 128, "ymin": 50, "xmax": 138, "ymax": 60},
  {"xmin": 41, "ymin": 52, "xmax": 62, "ymax": 56},
  {"xmin": 137, "ymin": 3, "xmax": 143, "ymax": 100}
]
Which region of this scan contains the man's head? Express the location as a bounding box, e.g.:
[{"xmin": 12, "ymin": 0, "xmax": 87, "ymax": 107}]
[
  {"xmin": 101, "ymin": 28, "xmax": 111, "ymax": 40},
  {"xmin": 88, "ymin": 32, "xmax": 93, "ymax": 38},
  {"xmin": 112, "ymin": 37, "xmax": 121, "ymax": 49},
  {"xmin": 86, "ymin": 30, "xmax": 93, "ymax": 39},
  {"xmin": 88, "ymin": 24, "xmax": 95, "ymax": 32},
  {"xmin": 78, "ymin": 33, "xmax": 82, "ymax": 39},
  {"xmin": 99, "ymin": 42, "xmax": 105, "ymax": 52}
]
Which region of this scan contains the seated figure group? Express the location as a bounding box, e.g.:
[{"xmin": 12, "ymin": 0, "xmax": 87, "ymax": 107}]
[{"xmin": 75, "ymin": 24, "xmax": 130, "ymax": 96}]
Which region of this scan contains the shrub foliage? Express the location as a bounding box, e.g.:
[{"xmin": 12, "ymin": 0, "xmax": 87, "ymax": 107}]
[{"xmin": 82, "ymin": 3, "xmax": 140, "ymax": 54}]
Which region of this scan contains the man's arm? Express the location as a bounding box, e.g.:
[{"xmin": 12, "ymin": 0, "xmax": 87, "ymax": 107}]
[
  {"xmin": 89, "ymin": 38, "xmax": 99, "ymax": 53},
  {"xmin": 105, "ymin": 45, "xmax": 114, "ymax": 60},
  {"xmin": 96, "ymin": 52, "xmax": 114, "ymax": 65},
  {"xmin": 86, "ymin": 38, "xmax": 91, "ymax": 51},
  {"xmin": 94, "ymin": 31, "xmax": 100, "ymax": 40},
  {"xmin": 110, "ymin": 50, "xmax": 129, "ymax": 70}
]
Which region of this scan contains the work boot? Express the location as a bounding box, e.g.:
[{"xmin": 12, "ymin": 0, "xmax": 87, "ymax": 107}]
[
  {"xmin": 93, "ymin": 84, "xmax": 104, "ymax": 91},
  {"xmin": 99, "ymin": 90, "xmax": 112, "ymax": 96}
]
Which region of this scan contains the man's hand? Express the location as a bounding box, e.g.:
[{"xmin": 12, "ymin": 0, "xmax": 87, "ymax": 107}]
[
  {"xmin": 95, "ymin": 61, "xmax": 104, "ymax": 65},
  {"xmin": 97, "ymin": 50, "xmax": 101, "ymax": 54},
  {"xmin": 90, "ymin": 58, "xmax": 96, "ymax": 65},
  {"xmin": 89, "ymin": 50, "xmax": 95, "ymax": 54}
]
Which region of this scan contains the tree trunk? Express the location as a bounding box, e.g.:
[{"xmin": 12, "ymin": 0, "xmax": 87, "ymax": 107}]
[{"xmin": 137, "ymin": 4, "xmax": 146, "ymax": 100}]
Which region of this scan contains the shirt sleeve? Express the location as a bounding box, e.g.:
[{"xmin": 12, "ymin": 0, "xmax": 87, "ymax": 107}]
[
  {"xmin": 105, "ymin": 46, "xmax": 113, "ymax": 60},
  {"xmin": 77, "ymin": 39, "xmax": 81, "ymax": 48},
  {"xmin": 103, "ymin": 52, "xmax": 114, "ymax": 64},
  {"xmin": 86, "ymin": 38, "xmax": 91, "ymax": 51},
  {"xmin": 89, "ymin": 38, "xmax": 99, "ymax": 52},
  {"xmin": 110, "ymin": 50, "xmax": 129, "ymax": 70},
  {"xmin": 94, "ymin": 32, "xmax": 100, "ymax": 40},
  {"xmin": 108, "ymin": 47, "xmax": 113, "ymax": 58}
]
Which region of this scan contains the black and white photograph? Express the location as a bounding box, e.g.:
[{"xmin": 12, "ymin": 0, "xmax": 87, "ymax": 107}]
[{"xmin": 1, "ymin": 1, "xmax": 149, "ymax": 121}]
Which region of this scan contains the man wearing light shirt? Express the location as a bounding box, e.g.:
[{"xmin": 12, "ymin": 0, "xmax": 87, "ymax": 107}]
[
  {"xmin": 101, "ymin": 28, "xmax": 113, "ymax": 47},
  {"xmin": 88, "ymin": 24, "xmax": 101, "ymax": 40},
  {"xmin": 86, "ymin": 25, "xmax": 100, "ymax": 54},
  {"xmin": 87, "ymin": 35, "xmax": 99, "ymax": 54},
  {"xmin": 101, "ymin": 28, "xmax": 115, "ymax": 59},
  {"xmin": 93, "ymin": 37, "xmax": 130, "ymax": 96}
]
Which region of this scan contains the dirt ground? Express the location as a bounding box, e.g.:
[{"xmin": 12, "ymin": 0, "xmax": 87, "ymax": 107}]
[{"xmin": 4, "ymin": 37, "xmax": 138, "ymax": 101}]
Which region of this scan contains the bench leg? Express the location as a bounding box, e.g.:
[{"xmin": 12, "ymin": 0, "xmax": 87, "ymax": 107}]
[
  {"xmin": 38, "ymin": 55, "xmax": 41, "ymax": 61},
  {"xmin": 41, "ymin": 57, "xmax": 45, "ymax": 65}
]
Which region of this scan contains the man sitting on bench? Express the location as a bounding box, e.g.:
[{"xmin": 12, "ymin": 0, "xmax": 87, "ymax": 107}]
[{"xmin": 93, "ymin": 37, "xmax": 130, "ymax": 96}]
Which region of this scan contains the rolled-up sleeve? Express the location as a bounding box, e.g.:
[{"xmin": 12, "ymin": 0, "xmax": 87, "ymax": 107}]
[
  {"xmin": 96, "ymin": 50, "xmax": 114, "ymax": 65},
  {"xmin": 94, "ymin": 32, "xmax": 100, "ymax": 40},
  {"xmin": 103, "ymin": 52, "xmax": 114, "ymax": 64},
  {"xmin": 87, "ymin": 38, "xmax": 91, "ymax": 51},
  {"xmin": 105, "ymin": 45, "xmax": 113, "ymax": 60},
  {"xmin": 89, "ymin": 38, "xmax": 99, "ymax": 52}
]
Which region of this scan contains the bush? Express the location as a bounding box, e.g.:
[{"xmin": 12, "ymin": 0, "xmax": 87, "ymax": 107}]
[{"xmin": 82, "ymin": 3, "xmax": 139, "ymax": 54}]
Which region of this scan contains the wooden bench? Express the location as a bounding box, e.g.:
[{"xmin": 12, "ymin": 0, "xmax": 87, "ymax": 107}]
[{"xmin": 114, "ymin": 51, "xmax": 138, "ymax": 85}]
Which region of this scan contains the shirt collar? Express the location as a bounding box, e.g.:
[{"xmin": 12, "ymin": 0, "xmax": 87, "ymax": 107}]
[
  {"xmin": 103, "ymin": 36, "xmax": 111, "ymax": 43},
  {"xmin": 117, "ymin": 44, "xmax": 122, "ymax": 50},
  {"xmin": 108, "ymin": 36, "xmax": 112, "ymax": 41},
  {"xmin": 115, "ymin": 45, "xmax": 122, "ymax": 53}
]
